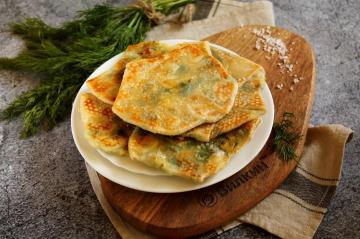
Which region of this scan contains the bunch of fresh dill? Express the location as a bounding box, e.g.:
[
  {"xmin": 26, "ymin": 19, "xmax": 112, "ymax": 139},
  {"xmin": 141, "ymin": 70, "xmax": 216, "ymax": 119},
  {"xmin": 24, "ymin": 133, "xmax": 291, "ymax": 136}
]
[
  {"xmin": 0, "ymin": 0, "xmax": 195, "ymax": 138},
  {"xmin": 272, "ymin": 112, "xmax": 301, "ymax": 161}
]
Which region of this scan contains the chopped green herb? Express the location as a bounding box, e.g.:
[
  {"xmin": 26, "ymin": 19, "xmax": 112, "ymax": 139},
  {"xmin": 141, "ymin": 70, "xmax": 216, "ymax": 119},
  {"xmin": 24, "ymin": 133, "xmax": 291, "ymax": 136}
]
[
  {"xmin": 168, "ymin": 156, "xmax": 179, "ymax": 166},
  {"xmin": 196, "ymin": 143, "xmax": 214, "ymax": 162},
  {"xmin": 179, "ymin": 81, "xmax": 192, "ymax": 95},
  {"xmin": 175, "ymin": 64, "xmax": 187, "ymax": 74}
]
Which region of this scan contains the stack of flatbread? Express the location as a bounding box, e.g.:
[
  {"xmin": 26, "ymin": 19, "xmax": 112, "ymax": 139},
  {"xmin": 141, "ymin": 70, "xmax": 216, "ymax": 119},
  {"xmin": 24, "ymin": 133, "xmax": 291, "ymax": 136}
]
[{"xmin": 80, "ymin": 41, "xmax": 266, "ymax": 182}]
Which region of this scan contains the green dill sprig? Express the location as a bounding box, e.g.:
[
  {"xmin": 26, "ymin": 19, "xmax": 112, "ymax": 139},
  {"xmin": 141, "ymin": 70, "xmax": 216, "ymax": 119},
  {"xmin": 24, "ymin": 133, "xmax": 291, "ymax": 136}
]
[
  {"xmin": 272, "ymin": 112, "xmax": 301, "ymax": 161},
  {"xmin": 0, "ymin": 0, "xmax": 195, "ymax": 137}
]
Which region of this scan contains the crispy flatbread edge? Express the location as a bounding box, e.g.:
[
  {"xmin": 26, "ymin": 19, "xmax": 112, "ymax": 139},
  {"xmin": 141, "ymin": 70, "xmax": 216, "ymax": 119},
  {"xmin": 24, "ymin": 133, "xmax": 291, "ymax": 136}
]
[
  {"xmin": 86, "ymin": 80, "xmax": 119, "ymax": 105},
  {"xmin": 128, "ymin": 118, "xmax": 261, "ymax": 182},
  {"xmin": 184, "ymin": 109, "xmax": 264, "ymax": 142},
  {"xmin": 79, "ymin": 92, "xmax": 130, "ymax": 156}
]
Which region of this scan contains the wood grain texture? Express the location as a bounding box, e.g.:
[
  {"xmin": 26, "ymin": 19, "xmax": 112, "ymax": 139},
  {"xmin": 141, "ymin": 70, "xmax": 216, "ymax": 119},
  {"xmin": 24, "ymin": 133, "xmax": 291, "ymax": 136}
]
[{"xmin": 98, "ymin": 25, "xmax": 316, "ymax": 239}]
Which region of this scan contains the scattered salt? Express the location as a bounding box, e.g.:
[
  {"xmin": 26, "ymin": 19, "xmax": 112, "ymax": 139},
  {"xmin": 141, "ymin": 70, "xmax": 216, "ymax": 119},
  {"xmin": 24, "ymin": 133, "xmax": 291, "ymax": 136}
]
[
  {"xmin": 286, "ymin": 64, "xmax": 294, "ymax": 72},
  {"xmin": 252, "ymin": 27, "xmax": 306, "ymax": 91},
  {"xmin": 252, "ymin": 28, "xmax": 288, "ymax": 56},
  {"xmin": 255, "ymin": 39, "xmax": 261, "ymax": 50}
]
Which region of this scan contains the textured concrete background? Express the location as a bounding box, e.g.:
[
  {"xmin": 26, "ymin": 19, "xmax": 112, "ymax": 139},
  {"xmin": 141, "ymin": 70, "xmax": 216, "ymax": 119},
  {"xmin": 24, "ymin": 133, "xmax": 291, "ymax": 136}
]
[{"xmin": 0, "ymin": 0, "xmax": 359, "ymax": 238}]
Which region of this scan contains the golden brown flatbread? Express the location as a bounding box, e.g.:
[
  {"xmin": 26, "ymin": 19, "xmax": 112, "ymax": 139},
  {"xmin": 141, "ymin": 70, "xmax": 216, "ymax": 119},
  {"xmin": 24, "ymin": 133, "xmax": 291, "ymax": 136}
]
[
  {"xmin": 79, "ymin": 92, "xmax": 133, "ymax": 156},
  {"xmin": 183, "ymin": 49, "xmax": 266, "ymax": 142},
  {"xmin": 128, "ymin": 119, "xmax": 261, "ymax": 182},
  {"xmin": 86, "ymin": 41, "xmax": 170, "ymax": 104},
  {"xmin": 211, "ymin": 48, "xmax": 266, "ymax": 84},
  {"xmin": 112, "ymin": 43, "xmax": 239, "ymax": 136}
]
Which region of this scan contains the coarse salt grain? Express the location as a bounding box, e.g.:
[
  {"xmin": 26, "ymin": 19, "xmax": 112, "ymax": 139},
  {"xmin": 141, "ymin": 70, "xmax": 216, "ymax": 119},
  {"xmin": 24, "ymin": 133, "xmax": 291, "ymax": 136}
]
[
  {"xmin": 286, "ymin": 64, "xmax": 294, "ymax": 72},
  {"xmin": 255, "ymin": 39, "xmax": 261, "ymax": 50},
  {"xmin": 276, "ymin": 83, "xmax": 284, "ymax": 90}
]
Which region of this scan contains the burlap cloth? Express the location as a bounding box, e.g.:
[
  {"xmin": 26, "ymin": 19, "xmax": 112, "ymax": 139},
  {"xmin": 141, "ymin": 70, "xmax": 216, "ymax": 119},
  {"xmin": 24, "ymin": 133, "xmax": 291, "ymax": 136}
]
[{"xmin": 85, "ymin": 1, "xmax": 353, "ymax": 238}]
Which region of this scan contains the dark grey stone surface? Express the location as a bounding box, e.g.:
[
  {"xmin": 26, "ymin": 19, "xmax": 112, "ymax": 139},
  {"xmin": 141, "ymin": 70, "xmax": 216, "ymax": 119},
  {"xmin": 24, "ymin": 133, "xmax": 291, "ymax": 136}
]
[{"xmin": 0, "ymin": 0, "xmax": 359, "ymax": 238}]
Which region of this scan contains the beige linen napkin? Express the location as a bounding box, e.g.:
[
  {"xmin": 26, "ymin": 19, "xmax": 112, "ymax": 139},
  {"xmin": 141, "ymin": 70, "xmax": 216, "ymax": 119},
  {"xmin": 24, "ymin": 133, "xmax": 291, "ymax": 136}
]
[
  {"xmin": 85, "ymin": 1, "xmax": 353, "ymax": 238},
  {"xmin": 145, "ymin": 0, "xmax": 275, "ymax": 40}
]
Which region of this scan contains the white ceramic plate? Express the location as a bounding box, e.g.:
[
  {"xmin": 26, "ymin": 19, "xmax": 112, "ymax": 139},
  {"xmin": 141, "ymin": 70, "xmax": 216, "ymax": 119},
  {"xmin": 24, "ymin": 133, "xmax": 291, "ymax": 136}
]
[
  {"xmin": 97, "ymin": 149, "xmax": 167, "ymax": 176},
  {"xmin": 71, "ymin": 39, "xmax": 274, "ymax": 193}
]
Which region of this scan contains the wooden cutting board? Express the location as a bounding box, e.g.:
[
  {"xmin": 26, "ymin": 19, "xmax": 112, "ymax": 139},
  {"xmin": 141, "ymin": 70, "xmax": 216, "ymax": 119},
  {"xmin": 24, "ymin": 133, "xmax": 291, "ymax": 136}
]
[{"xmin": 98, "ymin": 25, "xmax": 316, "ymax": 238}]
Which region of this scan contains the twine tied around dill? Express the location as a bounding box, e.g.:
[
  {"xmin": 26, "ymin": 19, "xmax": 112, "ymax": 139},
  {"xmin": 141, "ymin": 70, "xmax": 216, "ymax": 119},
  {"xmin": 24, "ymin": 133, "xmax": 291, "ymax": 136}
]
[{"xmin": 132, "ymin": 0, "xmax": 196, "ymax": 24}]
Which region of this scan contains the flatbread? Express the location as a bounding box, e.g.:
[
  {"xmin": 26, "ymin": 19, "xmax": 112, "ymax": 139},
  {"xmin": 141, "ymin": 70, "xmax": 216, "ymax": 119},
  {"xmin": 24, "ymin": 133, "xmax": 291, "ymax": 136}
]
[
  {"xmin": 86, "ymin": 41, "xmax": 170, "ymax": 104},
  {"xmin": 79, "ymin": 92, "xmax": 133, "ymax": 156},
  {"xmin": 128, "ymin": 119, "xmax": 261, "ymax": 182},
  {"xmin": 112, "ymin": 43, "xmax": 239, "ymax": 135},
  {"xmin": 211, "ymin": 48, "xmax": 266, "ymax": 84},
  {"xmin": 183, "ymin": 49, "xmax": 266, "ymax": 142}
]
